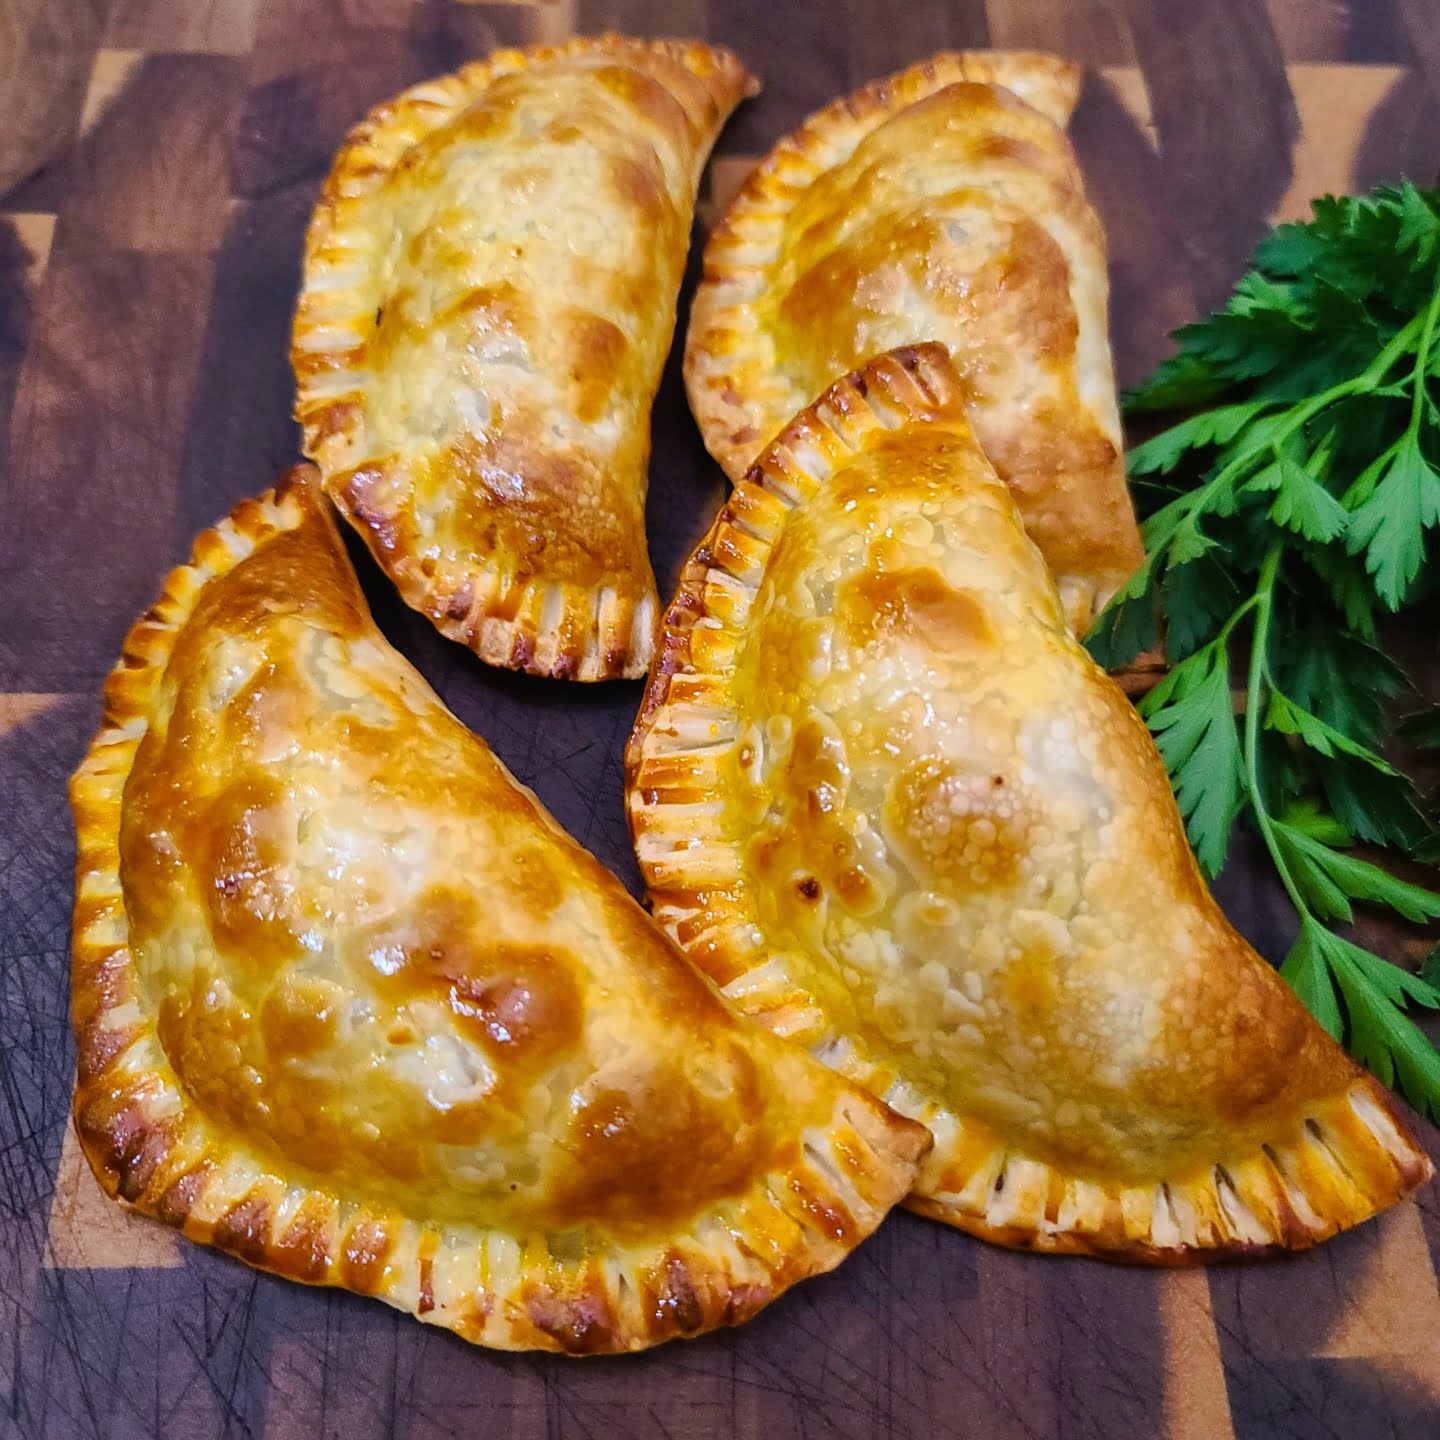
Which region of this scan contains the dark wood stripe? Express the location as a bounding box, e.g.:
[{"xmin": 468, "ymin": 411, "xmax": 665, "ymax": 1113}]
[
  {"xmin": 1120, "ymin": 0, "xmax": 1297, "ymax": 309},
  {"xmin": 706, "ymin": 0, "xmax": 851, "ymax": 153},
  {"xmin": 578, "ymin": 0, "xmax": 707, "ymax": 37},
  {"xmin": 0, "ymin": 217, "xmax": 37, "ymax": 473},
  {"xmin": 237, "ymin": 2, "xmax": 539, "ymax": 202},
  {"xmin": 978, "ymin": 1244, "xmax": 1169, "ymax": 1439},
  {"xmin": 0, "ymin": 243, "xmax": 213, "ymax": 689},
  {"xmin": 0, "ymin": 0, "xmax": 105, "ymax": 200},
  {"xmin": 1354, "ymin": 71, "xmax": 1440, "ymax": 206},
  {"xmin": 1346, "ymin": 0, "xmax": 1420, "ymax": 64},
  {"xmin": 985, "ymin": 0, "xmax": 1135, "ymax": 64},
  {"xmin": 1070, "ymin": 71, "xmax": 1200, "ymax": 390},
  {"xmin": 843, "ymin": 0, "xmax": 986, "ymax": 86},
  {"xmin": 174, "ymin": 186, "xmax": 307, "ymax": 541},
  {"xmin": 44, "ymin": 54, "xmax": 244, "ymax": 256},
  {"xmin": 1264, "ymin": 0, "xmax": 1351, "ymax": 61}
]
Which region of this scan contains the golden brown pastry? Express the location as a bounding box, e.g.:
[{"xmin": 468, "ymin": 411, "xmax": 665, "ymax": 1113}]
[
  {"xmin": 69, "ymin": 467, "xmax": 929, "ymax": 1353},
  {"xmin": 627, "ymin": 346, "xmax": 1431, "ymax": 1260},
  {"xmin": 684, "ymin": 50, "xmax": 1142, "ymax": 633},
  {"xmin": 292, "ymin": 36, "xmax": 756, "ymax": 680}
]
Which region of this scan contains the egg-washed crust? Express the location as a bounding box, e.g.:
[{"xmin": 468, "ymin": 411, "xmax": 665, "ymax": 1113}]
[
  {"xmin": 69, "ymin": 466, "xmax": 930, "ymax": 1354},
  {"xmin": 627, "ymin": 344, "xmax": 1432, "ymax": 1261},
  {"xmin": 685, "ymin": 47, "xmax": 1082, "ymax": 480},
  {"xmin": 684, "ymin": 49, "xmax": 1079, "ymax": 484},
  {"xmin": 684, "ymin": 48, "xmax": 1146, "ymax": 636},
  {"xmin": 294, "ymin": 36, "xmax": 756, "ymax": 681}
]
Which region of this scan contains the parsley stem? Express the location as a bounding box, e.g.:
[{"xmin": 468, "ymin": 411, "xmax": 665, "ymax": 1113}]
[
  {"xmin": 1359, "ymin": 306, "xmax": 1428, "ymax": 389},
  {"xmin": 1406, "ymin": 267, "xmax": 1440, "ymax": 434},
  {"xmin": 1241, "ymin": 542, "xmax": 1311, "ymax": 918},
  {"xmin": 1141, "ymin": 302, "xmax": 1436, "ymax": 561},
  {"xmin": 1213, "ymin": 592, "xmax": 1260, "ymax": 646}
]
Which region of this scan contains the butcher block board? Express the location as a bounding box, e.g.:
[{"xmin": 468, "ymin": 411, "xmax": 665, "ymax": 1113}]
[{"xmin": 2, "ymin": 1, "xmax": 1439, "ymax": 1436}]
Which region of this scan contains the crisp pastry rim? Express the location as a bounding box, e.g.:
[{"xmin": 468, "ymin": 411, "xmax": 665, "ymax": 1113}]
[
  {"xmin": 68, "ymin": 465, "xmax": 931, "ymax": 1354},
  {"xmin": 683, "ymin": 49, "xmax": 1083, "ymax": 483},
  {"xmin": 292, "ymin": 33, "xmax": 757, "ymax": 683},
  {"xmin": 626, "ymin": 342, "xmax": 1433, "ymax": 1261}
]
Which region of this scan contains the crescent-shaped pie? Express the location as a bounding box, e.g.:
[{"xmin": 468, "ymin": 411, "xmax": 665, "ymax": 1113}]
[
  {"xmin": 292, "ymin": 36, "xmax": 756, "ymax": 680},
  {"xmin": 684, "ymin": 50, "xmax": 1142, "ymax": 633},
  {"xmin": 68, "ymin": 467, "xmax": 930, "ymax": 1354},
  {"xmin": 627, "ymin": 345, "xmax": 1431, "ymax": 1260}
]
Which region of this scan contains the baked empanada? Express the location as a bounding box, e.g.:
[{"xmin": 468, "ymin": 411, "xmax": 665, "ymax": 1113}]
[
  {"xmin": 293, "ymin": 36, "xmax": 756, "ymax": 680},
  {"xmin": 627, "ymin": 345, "xmax": 1431, "ymax": 1260},
  {"xmin": 69, "ymin": 467, "xmax": 929, "ymax": 1353},
  {"xmin": 685, "ymin": 51, "xmax": 1142, "ymax": 633}
]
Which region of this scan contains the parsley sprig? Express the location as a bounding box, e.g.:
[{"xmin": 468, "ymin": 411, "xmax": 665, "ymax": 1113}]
[{"xmin": 1089, "ymin": 183, "xmax": 1440, "ymax": 1118}]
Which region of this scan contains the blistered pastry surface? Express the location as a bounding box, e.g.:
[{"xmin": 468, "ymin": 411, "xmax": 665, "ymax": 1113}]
[
  {"xmin": 69, "ymin": 468, "xmax": 928, "ymax": 1351},
  {"xmin": 629, "ymin": 345, "xmax": 1431, "ymax": 1257},
  {"xmin": 721, "ymin": 423, "xmax": 1346, "ymax": 1179},
  {"xmin": 294, "ymin": 37, "xmax": 755, "ymax": 678},
  {"xmin": 684, "ymin": 50, "xmax": 1142, "ymax": 632}
]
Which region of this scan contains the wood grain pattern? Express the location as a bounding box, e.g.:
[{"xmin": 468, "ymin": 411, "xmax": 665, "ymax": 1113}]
[
  {"xmin": 0, "ymin": 245, "xmax": 214, "ymax": 689},
  {"xmin": 57, "ymin": 52, "xmax": 246, "ymax": 255},
  {"xmin": 985, "ymin": 0, "xmax": 1134, "ymax": 64},
  {"xmin": 45, "ymin": 1126, "xmax": 181, "ymax": 1271},
  {"xmin": 1, "ymin": 2, "xmax": 1437, "ymax": 1436},
  {"xmin": 104, "ymin": 0, "xmax": 260, "ymax": 53},
  {"xmin": 0, "ymin": 0, "xmax": 106, "ymax": 197}
]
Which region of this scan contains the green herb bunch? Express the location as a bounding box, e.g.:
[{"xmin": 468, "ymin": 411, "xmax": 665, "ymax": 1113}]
[{"xmin": 1088, "ymin": 182, "xmax": 1440, "ymax": 1117}]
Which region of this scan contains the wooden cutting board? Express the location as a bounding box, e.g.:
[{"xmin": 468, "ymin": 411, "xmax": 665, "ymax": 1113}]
[{"xmin": 2, "ymin": 2, "xmax": 1438, "ymax": 1436}]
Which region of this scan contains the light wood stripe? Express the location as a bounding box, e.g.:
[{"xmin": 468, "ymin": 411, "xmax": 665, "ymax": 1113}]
[
  {"xmin": 531, "ymin": 0, "xmax": 579, "ymax": 43},
  {"xmin": 2, "ymin": 214, "xmax": 57, "ymax": 284},
  {"xmin": 1320, "ymin": 1205, "xmax": 1440, "ymax": 1371},
  {"xmin": 0, "ymin": 692, "xmax": 65, "ymax": 734},
  {"xmin": 46, "ymin": 1123, "xmax": 182, "ymax": 1270},
  {"xmin": 103, "ymin": 0, "xmax": 261, "ymax": 55},
  {"xmin": 985, "ymin": 0, "xmax": 1136, "ymax": 64},
  {"xmin": 77, "ymin": 49, "xmax": 145, "ymax": 135},
  {"xmin": 1159, "ymin": 1270, "xmax": 1237, "ymax": 1440},
  {"xmin": 1275, "ymin": 64, "xmax": 1405, "ymax": 221}
]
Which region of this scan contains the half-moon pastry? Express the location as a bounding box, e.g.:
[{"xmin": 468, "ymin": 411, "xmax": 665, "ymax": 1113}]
[
  {"xmin": 684, "ymin": 51, "xmax": 1142, "ymax": 634},
  {"xmin": 68, "ymin": 467, "xmax": 929, "ymax": 1353},
  {"xmin": 627, "ymin": 345, "xmax": 1432, "ymax": 1260},
  {"xmin": 292, "ymin": 36, "xmax": 756, "ymax": 680}
]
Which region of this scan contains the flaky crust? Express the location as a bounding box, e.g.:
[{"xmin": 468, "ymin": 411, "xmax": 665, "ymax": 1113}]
[
  {"xmin": 684, "ymin": 49, "xmax": 1142, "ymax": 634},
  {"xmin": 69, "ymin": 466, "xmax": 929, "ymax": 1353},
  {"xmin": 628, "ymin": 345, "xmax": 1431, "ymax": 1261},
  {"xmin": 294, "ymin": 36, "xmax": 757, "ymax": 680}
]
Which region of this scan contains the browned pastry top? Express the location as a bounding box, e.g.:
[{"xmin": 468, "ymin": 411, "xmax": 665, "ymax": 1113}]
[
  {"xmin": 630, "ymin": 344, "xmax": 1430, "ymax": 1260},
  {"xmin": 294, "ymin": 36, "xmax": 756, "ymax": 678},
  {"xmin": 685, "ymin": 50, "xmax": 1143, "ymax": 633},
  {"xmin": 69, "ymin": 467, "xmax": 929, "ymax": 1353}
]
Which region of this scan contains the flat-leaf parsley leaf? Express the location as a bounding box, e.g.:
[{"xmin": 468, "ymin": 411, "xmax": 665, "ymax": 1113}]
[{"xmin": 1089, "ymin": 183, "xmax": 1440, "ymax": 1119}]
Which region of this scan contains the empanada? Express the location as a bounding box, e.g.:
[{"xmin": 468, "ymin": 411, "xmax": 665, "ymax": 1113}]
[
  {"xmin": 69, "ymin": 467, "xmax": 929, "ymax": 1353},
  {"xmin": 684, "ymin": 51, "xmax": 1142, "ymax": 633},
  {"xmin": 627, "ymin": 345, "xmax": 1431, "ymax": 1260},
  {"xmin": 292, "ymin": 36, "xmax": 756, "ymax": 680}
]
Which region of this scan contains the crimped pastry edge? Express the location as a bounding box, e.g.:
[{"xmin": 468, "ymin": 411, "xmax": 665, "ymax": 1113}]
[
  {"xmin": 67, "ymin": 464, "xmax": 932, "ymax": 1353},
  {"xmin": 293, "ymin": 35, "xmax": 759, "ymax": 682},
  {"xmin": 627, "ymin": 342, "xmax": 1434, "ymax": 1261},
  {"xmin": 683, "ymin": 49, "xmax": 1081, "ymax": 483}
]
